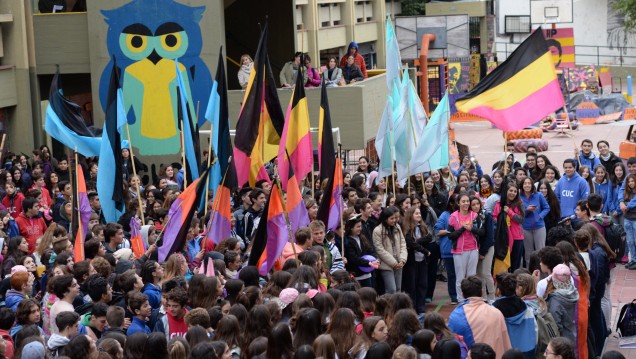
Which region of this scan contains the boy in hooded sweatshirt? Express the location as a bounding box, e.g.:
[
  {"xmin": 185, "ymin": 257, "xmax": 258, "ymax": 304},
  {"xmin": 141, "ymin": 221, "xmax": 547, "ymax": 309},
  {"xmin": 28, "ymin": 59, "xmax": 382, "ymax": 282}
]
[
  {"xmin": 48, "ymin": 311, "xmax": 79, "ymax": 356},
  {"xmin": 574, "ymin": 139, "xmax": 601, "ymax": 171},
  {"xmin": 339, "ymin": 42, "xmax": 368, "ymax": 78},
  {"xmin": 555, "ymin": 159, "xmax": 590, "ymax": 219},
  {"xmin": 493, "ymin": 273, "xmax": 537, "ymax": 359}
]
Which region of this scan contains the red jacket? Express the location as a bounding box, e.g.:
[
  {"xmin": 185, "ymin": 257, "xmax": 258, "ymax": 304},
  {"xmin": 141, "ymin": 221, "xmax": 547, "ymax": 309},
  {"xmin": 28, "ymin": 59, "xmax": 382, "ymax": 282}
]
[
  {"xmin": 15, "ymin": 212, "xmax": 46, "ymax": 254},
  {"xmin": 2, "ymin": 193, "xmax": 24, "ymax": 219}
]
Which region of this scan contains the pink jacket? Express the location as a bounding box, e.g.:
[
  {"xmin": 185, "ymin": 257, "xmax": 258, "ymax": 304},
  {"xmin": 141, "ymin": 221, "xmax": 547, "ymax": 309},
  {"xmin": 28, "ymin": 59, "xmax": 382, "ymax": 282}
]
[
  {"xmin": 493, "ymin": 202, "xmax": 525, "ymax": 244},
  {"xmin": 305, "ymin": 66, "xmax": 321, "ymax": 87}
]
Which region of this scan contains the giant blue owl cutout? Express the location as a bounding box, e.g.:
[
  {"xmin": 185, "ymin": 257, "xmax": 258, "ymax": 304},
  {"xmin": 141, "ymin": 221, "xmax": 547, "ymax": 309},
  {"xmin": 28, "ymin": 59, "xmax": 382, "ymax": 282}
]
[{"xmin": 99, "ymin": 0, "xmax": 212, "ymax": 156}]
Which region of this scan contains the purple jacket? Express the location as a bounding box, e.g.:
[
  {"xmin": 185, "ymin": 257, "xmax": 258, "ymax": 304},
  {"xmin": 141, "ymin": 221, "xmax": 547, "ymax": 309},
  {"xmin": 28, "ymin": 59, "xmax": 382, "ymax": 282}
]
[{"xmin": 305, "ymin": 66, "xmax": 321, "ymax": 87}]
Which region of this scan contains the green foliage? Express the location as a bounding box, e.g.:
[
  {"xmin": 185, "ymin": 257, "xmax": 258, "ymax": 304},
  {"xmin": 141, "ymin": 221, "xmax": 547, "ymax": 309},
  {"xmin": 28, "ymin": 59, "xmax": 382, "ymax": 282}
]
[
  {"xmin": 400, "ymin": 0, "xmax": 426, "ymax": 16},
  {"xmin": 613, "ymin": 0, "xmax": 636, "ymax": 30}
]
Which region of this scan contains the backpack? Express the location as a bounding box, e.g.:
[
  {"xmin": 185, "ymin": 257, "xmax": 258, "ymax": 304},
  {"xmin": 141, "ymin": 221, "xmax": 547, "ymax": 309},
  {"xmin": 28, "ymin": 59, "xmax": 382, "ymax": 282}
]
[
  {"xmin": 604, "ymin": 222, "xmax": 626, "ymax": 262},
  {"xmin": 535, "ymin": 312, "xmax": 560, "ymax": 359},
  {"xmin": 617, "ymin": 300, "xmax": 636, "ymax": 337}
]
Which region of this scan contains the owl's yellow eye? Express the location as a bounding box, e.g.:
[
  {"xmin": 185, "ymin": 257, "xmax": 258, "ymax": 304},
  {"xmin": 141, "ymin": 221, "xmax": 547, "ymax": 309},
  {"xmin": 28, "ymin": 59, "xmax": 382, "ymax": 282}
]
[
  {"xmin": 126, "ymin": 34, "xmax": 148, "ymax": 53},
  {"xmin": 160, "ymin": 32, "xmax": 182, "ymax": 51}
]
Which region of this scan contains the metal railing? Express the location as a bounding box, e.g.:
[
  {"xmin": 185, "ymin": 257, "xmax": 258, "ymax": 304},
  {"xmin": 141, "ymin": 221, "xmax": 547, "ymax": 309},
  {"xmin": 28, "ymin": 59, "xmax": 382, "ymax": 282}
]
[{"xmin": 494, "ymin": 42, "xmax": 636, "ymax": 68}]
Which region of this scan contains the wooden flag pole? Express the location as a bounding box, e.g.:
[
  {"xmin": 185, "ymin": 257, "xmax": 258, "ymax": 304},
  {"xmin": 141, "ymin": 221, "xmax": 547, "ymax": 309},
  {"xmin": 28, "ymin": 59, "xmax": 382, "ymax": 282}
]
[
  {"xmin": 0, "ymin": 134, "xmax": 6, "ymax": 159},
  {"xmin": 125, "ymin": 124, "xmax": 145, "ymax": 226},
  {"xmin": 503, "ymin": 132, "xmax": 509, "ymax": 176},
  {"xmin": 67, "ymin": 148, "xmax": 75, "ymax": 240},
  {"xmin": 273, "ymin": 167, "xmax": 299, "ymax": 262},
  {"xmin": 180, "ymin": 117, "xmax": 188, "ymax": 188},
  {"xmin": 337, "ymin": 150, "xmax": 346, "ymax": 258},
  {"xmin": 389, "ymin": 131, "xmax": 397, "ymax": 195},
  {"xmin": 205, "ymin": 156, "xmax": 231, "ymax": 235},
  {"xmin": 204, "ymin": 123, "xmax": 214, "ymax": 218},
  {"xmin": 74, "ymin": 149, "xmax": 84, "ymax": 246}
]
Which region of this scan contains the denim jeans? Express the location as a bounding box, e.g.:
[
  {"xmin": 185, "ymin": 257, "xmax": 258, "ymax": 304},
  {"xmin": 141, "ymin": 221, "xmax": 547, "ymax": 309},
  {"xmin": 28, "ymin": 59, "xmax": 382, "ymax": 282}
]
[
  {"xmin": 380, "ymin": 269, "xmax": 403, "ymax": 294},
  {"xmin": 624, "ymin": 219, "xmax": 636, "ymax": 263},
  {"xmin": 443, "ymin": 257, "xmax": 457, "ymax": 302}
]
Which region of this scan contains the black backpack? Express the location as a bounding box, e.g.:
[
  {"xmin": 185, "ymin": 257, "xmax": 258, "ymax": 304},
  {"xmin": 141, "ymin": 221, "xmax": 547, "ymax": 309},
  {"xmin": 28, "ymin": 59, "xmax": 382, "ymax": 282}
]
[
  {"xmin": 617, "ymin": 300, "xmax": 636, "ymax": 337},
  {"xmin": 604, "ymin": 222, "xmax": 626, "ymax": 262}
]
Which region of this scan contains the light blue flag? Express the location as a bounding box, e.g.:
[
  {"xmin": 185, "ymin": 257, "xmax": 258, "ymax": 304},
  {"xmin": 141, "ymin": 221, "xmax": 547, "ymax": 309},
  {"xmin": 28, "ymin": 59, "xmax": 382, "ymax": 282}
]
[
  {"xmin": 204, "ymin": 73, "xmax": 222, "ymax": 191},
  {"xmin": 386, "ymin": 17, "xmax": 402, "ymax": 90},
  {"xmin": 175, "ymin": 59, "xmax": 200, "ymax": 181},
  {"xmin": 393, "ymin": 70, "xmax": 426, "ymax": 181},
  {"xmin": 97, "ymin": 87, "xmax": 126, "ymax": 224},
  {"xmin": 410, "ymin": 91, "xmax": 450, "ymax": 175},
  {"xmin": 375, "ymin": 96, "xmax": 395, "ymax": 179},
  {"xmin": 45, "ymin": 105, "xmax": 101, "ymax": 157}
]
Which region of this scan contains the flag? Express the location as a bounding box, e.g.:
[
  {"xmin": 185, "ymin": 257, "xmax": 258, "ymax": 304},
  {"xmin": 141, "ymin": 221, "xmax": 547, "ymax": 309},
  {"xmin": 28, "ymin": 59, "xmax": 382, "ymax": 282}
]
[
  {"xmin": 317, "ymin": 157, "xmax": 344, "ymax": 231},
  {"xmin": 45, "ymin": 72, "xmax": 102, "ymax": 157},
  {"xmin": 72, "ymin": 156, "xmax": 91, "ymax": 262},
  {"xmin": 286, "ymin": 163, "xmax": 310, "ymax": 235},
  {"xmin": 318, "ymin": 77, "xmax": 336, "ymax": 185},
  {"xmin": 175, "ymin": 59, "xmax": 201, "ymax": 184},
  {"xmin": 96, "ymin": 57, "xmax": 126, "ymax": 224},
  {"xmin": 158, "ymin": 169, "xmax": 210, "ymax": 262},
  {"xmin": 248, "ymin": 183, "xmax": 288, "ymax": 276},
  {"xmin": 205, "ymin": 183, "xmax": 233, "ymax": 245},
  {"xmin": 129, "ymin": 217, "xmax": 145, "ymax": 258},
  {"xmin": 385, "ymin": 16, "xmax": 402, "ymax": 90},
  {"xmin": 410, "ymin": 91, "xmax": 450, "ymax": 174},
  {"xmin": 204, "ymin": 47, "xmax": 237, "ymax": 198},
  {"xmin": 375, "ymin": 97, "xmax": 395, "ymax": 179},
  {"xmin": 456, "ymin": 28, "xmax": 565, "ymax": 131},
  {"xmin": 393, "ymin": 71, "xmax": 426, "ymax": 181},
  {"xmin": 233, "ymin": 21, "xmax": 285, "ymax": 187},
  {"xmin": 277, "ymin": 64, "xmax": 313, "ymax": 190}
]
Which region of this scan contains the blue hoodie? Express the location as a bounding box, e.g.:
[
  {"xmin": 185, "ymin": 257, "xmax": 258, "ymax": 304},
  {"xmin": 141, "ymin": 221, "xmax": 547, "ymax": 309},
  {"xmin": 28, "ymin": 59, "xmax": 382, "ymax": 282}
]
[
  {"xmin": 5, "ymin": 289, "xmax": 25, "ymax": 311},
  {"xmin": 520, "ymin": 192, "xmax": 550, "ymax": 230},
  {"xmin": 575, "ymin": 151, "xmax": 601, "ymax": 171},
  {"xmin": 493, "ymin": 296, "xmax": 537, "ymax": 354},
  {"xmin": 434, "ymin": 211, "xmax": 453, "ymax": 259},
  {"xmin": 142, "ymin": 283, "xmax": 162, "ymax": 310},
  {"xmin": 555, "ymin": 171, "xmax": 590, "ymax": 217},
  {"xmin": 593, "ymin": 179, "xmax": 616, "ymax": 214}
]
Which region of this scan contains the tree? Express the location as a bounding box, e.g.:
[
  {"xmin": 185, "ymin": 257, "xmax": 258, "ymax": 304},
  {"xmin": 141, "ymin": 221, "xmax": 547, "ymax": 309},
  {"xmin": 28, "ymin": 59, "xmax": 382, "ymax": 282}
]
[
  {"xmin": 399, "ymin": 0, "xmax": 426, "ymax": 16},
  {"xmin": 612, "ymin": 0, "xmax": 636, "ymax": 31}
]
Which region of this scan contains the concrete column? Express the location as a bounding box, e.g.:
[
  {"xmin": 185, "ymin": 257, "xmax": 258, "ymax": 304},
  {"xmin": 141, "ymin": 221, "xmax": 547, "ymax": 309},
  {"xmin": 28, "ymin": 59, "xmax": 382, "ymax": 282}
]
[
  {"xmin": 373, "ymin": 0, "xmax": 386, "ymax": 68},
  {"xmin": 0, "ymin": 0, "xmax": 35, "ymax": 154},
  {"xmin": 304, "ymin": 0, "xmax": 320, "ymax": 67},
  {"xmin": 341, "ymin": 0, "xmax": 356, "ymax": 59}
]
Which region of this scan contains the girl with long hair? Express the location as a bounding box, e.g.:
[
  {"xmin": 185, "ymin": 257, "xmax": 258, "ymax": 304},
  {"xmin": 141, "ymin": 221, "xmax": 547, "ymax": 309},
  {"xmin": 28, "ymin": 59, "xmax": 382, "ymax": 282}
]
[
  {"xmin": 623, "ymin": 174, "xmax": 636, "ymax": 268},
  {"xmin": 213, "ymin": 315, "xmax": 241, "ymax": 358},
  {"xmin": 448, "ymin": 192, "xmax": 484, "ymax": 302},
  {"xmin": 344, "ymin": 216, "xmax": 377, "ymax": 288},
  {"xmin": 372, "ymin": 206, "xmax": 407, "ymax": 294},
  {"xmin": 429, "ymin": 170, "xmax": 448, "ymax": 194},
  {"xmin": 162, "ymin": 253, "xmax": 188, "ymax": 285},
  {"xmin": 402, "ymin": 206, "xmax": 432, "ymax": 313},
  {"xmin": 326, "ymin": 308, "xmax": 357, "ymax": 359},
  {"xmin": 351, "ymin": 316, "xmax": 388, "ymax": 359},
  {"xmin": 3, "ymin": 236, "xmax": 28, "ymax": 275},
  {"xmin": 520, "ymin": 177, "xmax": 550, "ymax": 265},
  {"xmin": 494, "ymin": 183, "xmax": 526, "ymax": 272},
  {"xmin": 537, "ymin": 179, "xmax": 561, "ymax": 233},
  {"xmin": 470, "ymin": 196, "xmax": 495, "ymax": 302},
  {"xmin": 592, "ymin": 165, "xmax": 614, "ymax": 216},
  {"xmin": 434, "ymin": 194, "xmax": 459, "ymax": 303},
  {"xmin": 386, "ymin": 309, "xmax": 421, "ymax": 351},
  {"xmin": 423, "ymin": 175, "xmax": 447, "ymax": 217},
  {"xmin": 266, "ymin": 323, "xmax": 294, "ymax": 359},
  {"xmin": 543, "ymin": 165, "xmax": 561, "ymax": 190},
  {"xmin": 579, "ymin": 165, "xmax": 595, "ymax": 194},
  {"xmin": 423, "ymin": 312, "xmax": 468, "ymax": 358}
]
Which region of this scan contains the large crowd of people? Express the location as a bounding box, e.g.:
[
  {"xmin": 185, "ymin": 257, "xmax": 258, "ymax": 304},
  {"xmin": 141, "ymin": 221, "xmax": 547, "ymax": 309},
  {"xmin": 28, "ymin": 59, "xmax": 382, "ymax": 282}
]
[{"xmin": 0, "ymin": 136, "xmax": 631, "ymax": 359}]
